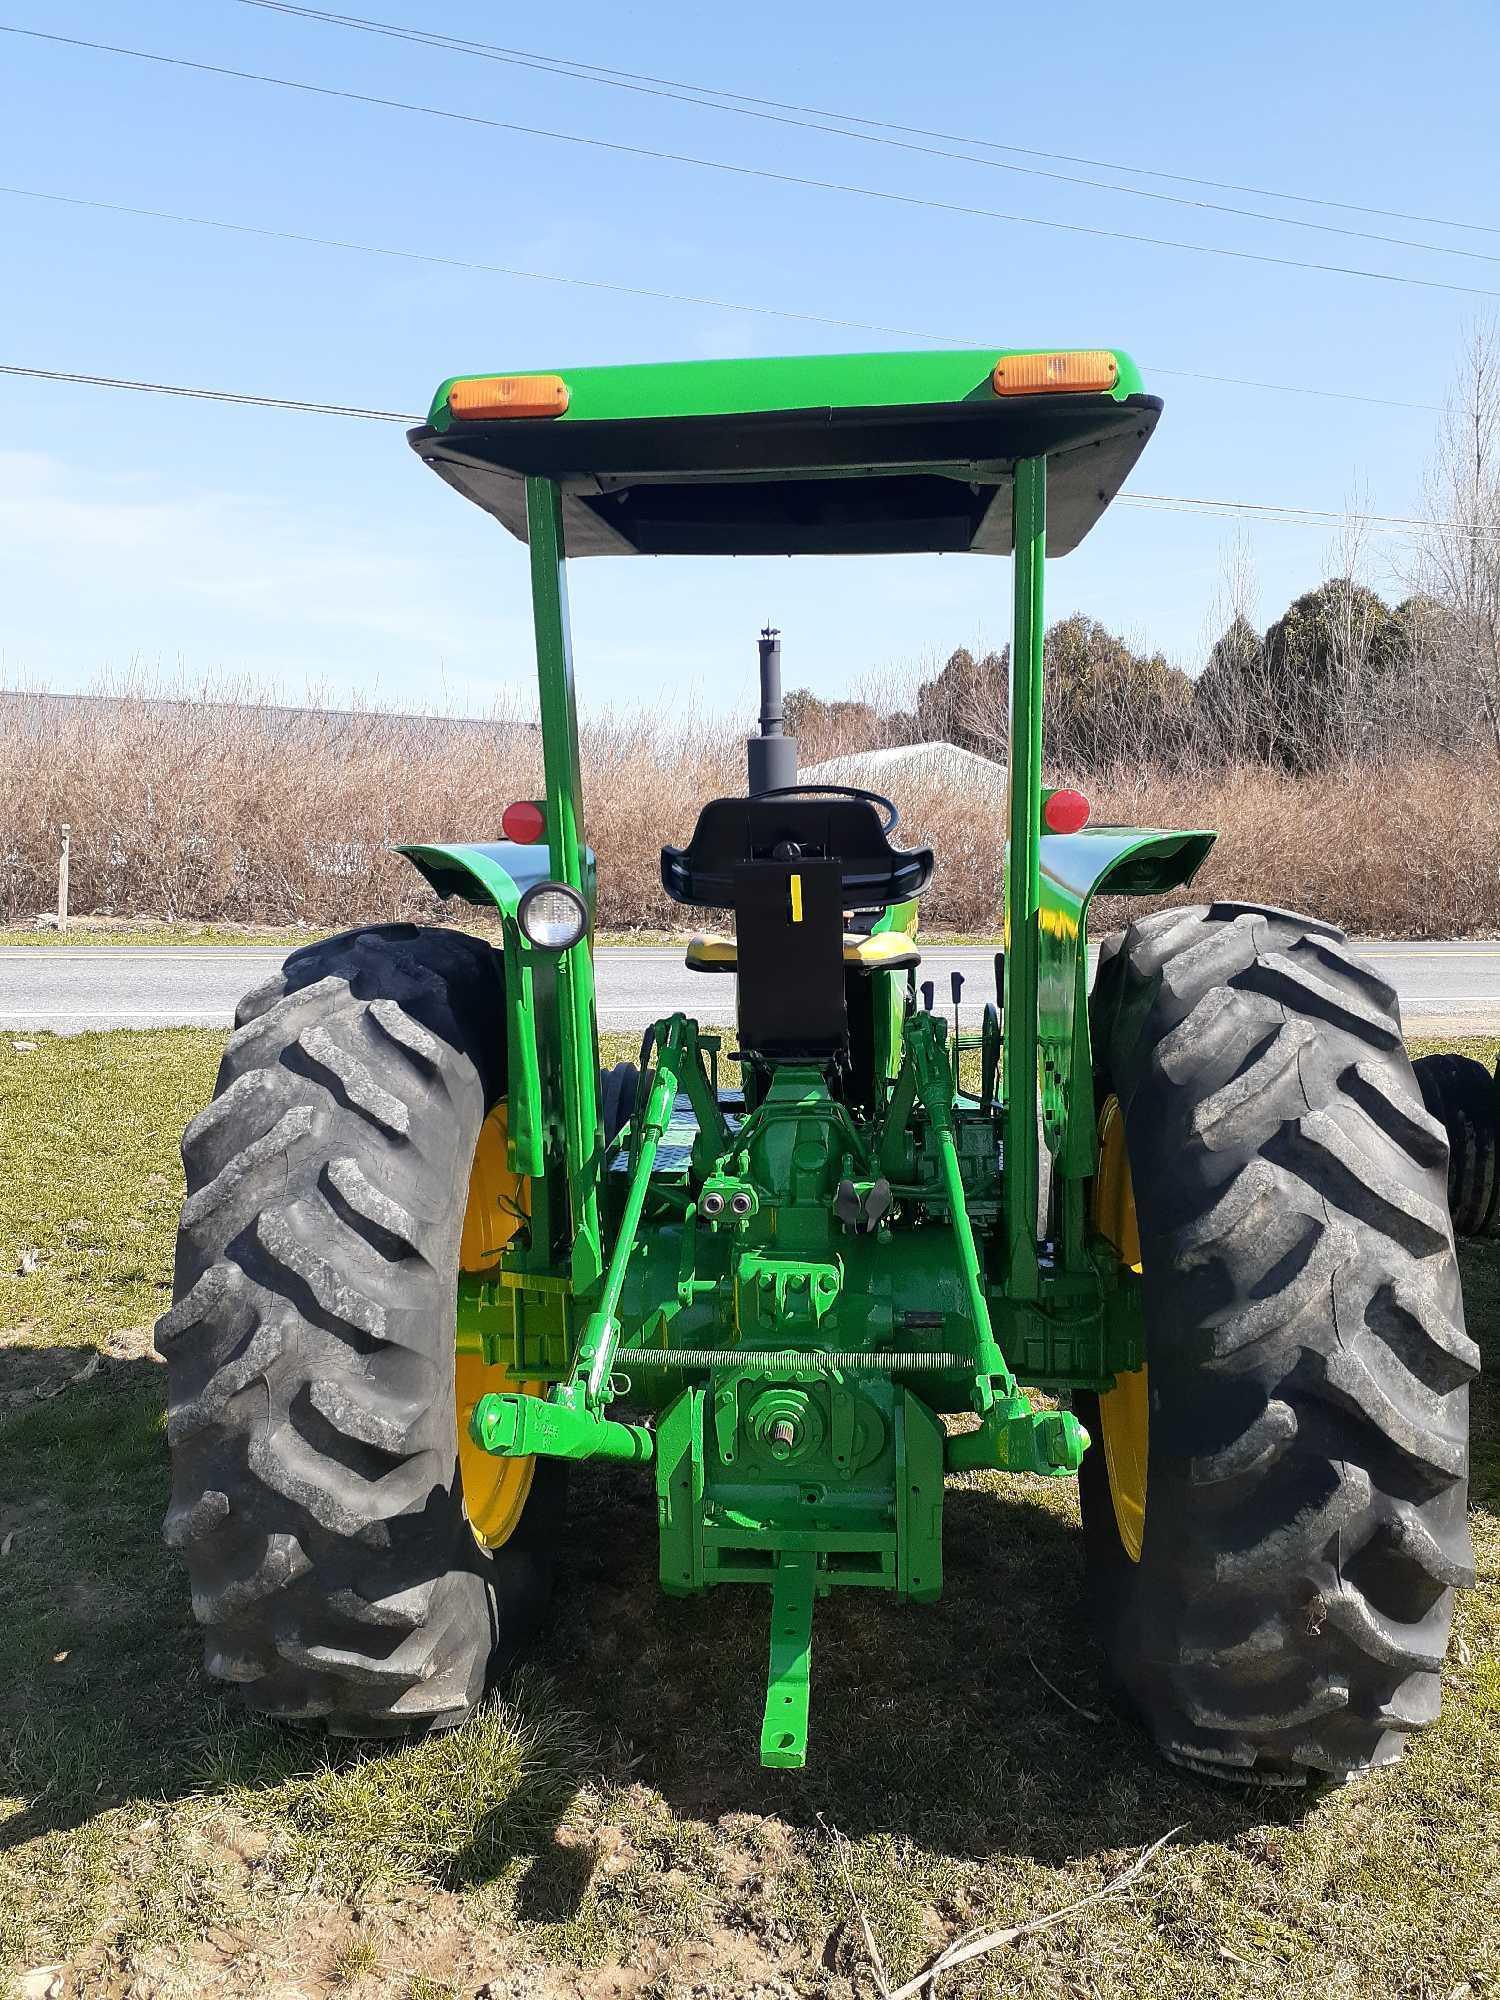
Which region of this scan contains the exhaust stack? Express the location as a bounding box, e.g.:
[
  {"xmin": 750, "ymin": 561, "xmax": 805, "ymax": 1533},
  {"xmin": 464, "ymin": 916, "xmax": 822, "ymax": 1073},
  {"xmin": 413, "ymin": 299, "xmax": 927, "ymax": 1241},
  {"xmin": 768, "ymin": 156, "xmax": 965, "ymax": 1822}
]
[{"xmin": 746, "ymin": 626, "xmax": 798, "ymax": 795}]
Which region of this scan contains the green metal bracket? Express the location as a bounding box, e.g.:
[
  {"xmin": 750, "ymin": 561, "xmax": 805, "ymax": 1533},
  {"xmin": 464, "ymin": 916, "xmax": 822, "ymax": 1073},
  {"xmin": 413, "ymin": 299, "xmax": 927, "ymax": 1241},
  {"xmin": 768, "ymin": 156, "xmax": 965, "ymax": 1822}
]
[
  {"xmin": 651, "ymin": 1377, "xmax": 947, "ymax": 1767},
  {"xmin": 735, "ymin": 1252, "xmax": 843, "ymax": 1335},
  {"xmin": 656, "ymin": 1385, "xmax": 706, "ymax": 1594},
  {"xmin": 1098, "ymin": 1249, "xmax": 1146, "ymax": 1382},
  {"xmin": 672, "ymin": 1031, "xmax": 731, "ymax": 1179},
  {"xmin": 895, "ymin": 1391, "xmax": 945, "ymax": 1600},
  {"xmin": 760, "ymin": 1554, "xmax": 816, "ymax": 1769},
  {"xmin": 456, "ymin": 1271, "xmax": 575, "ymax": 1378}
]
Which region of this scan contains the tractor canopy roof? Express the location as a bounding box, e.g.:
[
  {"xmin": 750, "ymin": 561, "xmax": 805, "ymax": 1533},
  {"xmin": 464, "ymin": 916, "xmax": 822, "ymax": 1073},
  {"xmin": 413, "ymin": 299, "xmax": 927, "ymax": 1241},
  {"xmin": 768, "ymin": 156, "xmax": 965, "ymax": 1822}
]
[{"xmin": 409, "ymin": 348, "xmax": 1159, "ymax": 559}]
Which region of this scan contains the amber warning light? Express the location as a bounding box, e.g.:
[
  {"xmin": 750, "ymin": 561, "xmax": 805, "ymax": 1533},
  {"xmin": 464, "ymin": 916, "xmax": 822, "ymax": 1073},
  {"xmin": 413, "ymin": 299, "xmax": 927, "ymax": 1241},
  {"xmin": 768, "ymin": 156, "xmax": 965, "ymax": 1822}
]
[
  {"xmin": 447, "ymin": 374, "xmax": 569, "ymax": 420},
  {"xmin": 992, "ymin": 351, "xmax": 1118, "ymax": 397}
]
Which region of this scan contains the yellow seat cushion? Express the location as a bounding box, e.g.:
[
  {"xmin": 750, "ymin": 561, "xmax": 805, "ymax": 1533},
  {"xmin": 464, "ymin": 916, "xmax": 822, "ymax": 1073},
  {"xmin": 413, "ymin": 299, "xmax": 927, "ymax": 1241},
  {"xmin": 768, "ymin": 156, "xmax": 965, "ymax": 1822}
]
[
  {"xmin": 684, "ymin": 931, "xmax": 921, "ymax": 974},
  {"xmin": 684, "ymin": 932, "xmax": 739, "ymax": 972}
]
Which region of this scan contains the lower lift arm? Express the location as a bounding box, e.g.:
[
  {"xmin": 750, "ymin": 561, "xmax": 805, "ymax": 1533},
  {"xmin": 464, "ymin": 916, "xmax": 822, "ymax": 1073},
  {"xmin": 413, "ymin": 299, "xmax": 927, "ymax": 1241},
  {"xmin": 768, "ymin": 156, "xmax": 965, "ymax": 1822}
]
[
  {"xmin": 902, "ymin": 1013, "xmax": 1087, "ymax": 1477},
  {"xmin": 470, "ymin": 1016, "xmax": 698, "ymax": 1467}
]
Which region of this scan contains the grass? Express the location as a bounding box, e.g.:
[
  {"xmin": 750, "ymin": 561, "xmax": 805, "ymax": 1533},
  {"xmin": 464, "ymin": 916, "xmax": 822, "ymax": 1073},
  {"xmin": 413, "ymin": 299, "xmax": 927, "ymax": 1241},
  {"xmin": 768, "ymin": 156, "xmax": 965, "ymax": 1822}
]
[
  {"xmin": 0, "ymin": 1029, "xmax": 1496, "ymax": 1999},
  {"xmin": 0, "ymin": 922, "xmax": 334, "ymax": 948}
]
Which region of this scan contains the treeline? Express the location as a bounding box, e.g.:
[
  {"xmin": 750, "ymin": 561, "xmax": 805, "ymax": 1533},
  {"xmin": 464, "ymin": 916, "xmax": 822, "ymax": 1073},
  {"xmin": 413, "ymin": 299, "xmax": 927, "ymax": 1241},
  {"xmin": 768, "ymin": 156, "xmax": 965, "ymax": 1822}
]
[
  {"xmin": 786, "ymin": 579, "xmax": 1489, "ymax": 775},
  {"xmin": 787, "ymin": 318, "xmax": 1500, "ymax": 777}
]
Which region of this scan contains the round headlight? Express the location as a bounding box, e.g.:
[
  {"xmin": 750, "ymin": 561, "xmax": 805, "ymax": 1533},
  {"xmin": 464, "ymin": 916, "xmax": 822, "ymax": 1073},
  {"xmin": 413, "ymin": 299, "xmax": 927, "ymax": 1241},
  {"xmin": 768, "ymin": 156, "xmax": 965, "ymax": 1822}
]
[{"xmin": 517, "ymin": 881, "xmax": 588, "ymax": 951}]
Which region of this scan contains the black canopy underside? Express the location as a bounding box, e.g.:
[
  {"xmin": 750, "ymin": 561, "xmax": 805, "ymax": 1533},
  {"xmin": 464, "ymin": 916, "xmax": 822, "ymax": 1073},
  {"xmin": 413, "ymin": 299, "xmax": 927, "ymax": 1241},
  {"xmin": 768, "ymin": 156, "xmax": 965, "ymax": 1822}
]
[{"xmin": 409, "ymin": 393, "xmax": 1162, "ymax": 558}]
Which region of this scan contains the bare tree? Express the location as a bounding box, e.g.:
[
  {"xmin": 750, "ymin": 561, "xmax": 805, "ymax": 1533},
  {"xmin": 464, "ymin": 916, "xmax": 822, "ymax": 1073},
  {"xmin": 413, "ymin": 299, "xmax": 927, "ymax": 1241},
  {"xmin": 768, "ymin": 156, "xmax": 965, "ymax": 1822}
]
[
  {"xmin": 1194, "ymin": 529, "xmax": 1281, "ymax": 764},
  {"xmin": 1321, "ymin": 483, "xmax": 1399, "ymax": 761},
  {"xmin": 1412, "ymin": 318, "xmax": 1500, "ymax": 759}
]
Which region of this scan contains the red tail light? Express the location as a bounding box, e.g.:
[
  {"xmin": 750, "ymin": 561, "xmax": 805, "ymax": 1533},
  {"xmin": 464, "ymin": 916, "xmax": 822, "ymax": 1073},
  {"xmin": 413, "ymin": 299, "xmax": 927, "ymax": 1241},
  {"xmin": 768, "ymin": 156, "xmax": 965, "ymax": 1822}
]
[
  {"xmin": 501, "ymin": 800, "xmax": 546, "ymax": 844},
  {"xmin": 1043, "ymin": 789, "xmax": 1090, "ymax": 834}
]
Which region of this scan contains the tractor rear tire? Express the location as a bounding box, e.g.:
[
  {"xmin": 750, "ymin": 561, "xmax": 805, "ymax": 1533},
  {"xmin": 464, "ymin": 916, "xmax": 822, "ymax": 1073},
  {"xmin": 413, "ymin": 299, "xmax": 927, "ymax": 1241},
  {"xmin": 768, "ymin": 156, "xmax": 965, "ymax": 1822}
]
[
  {"xmin": 158, "ymin": 923, "xmax": 564, "ymax": 1735},
  {"xmin": 1079, "ymin": 902, "xmax": 1476, "ymax": 1784},
  {"xmin": 1413, "ymin": 1051, "xmax": 1500, "ymax": 1237}
]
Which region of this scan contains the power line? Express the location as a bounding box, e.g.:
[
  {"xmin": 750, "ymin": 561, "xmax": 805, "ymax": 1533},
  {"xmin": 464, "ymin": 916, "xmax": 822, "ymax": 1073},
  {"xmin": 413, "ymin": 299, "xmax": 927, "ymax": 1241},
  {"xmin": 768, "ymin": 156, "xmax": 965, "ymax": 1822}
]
[
  {"xmin": 0, "ymin": 183, "xmax": 1441, "ymax": 416},
  {"xmin": 5, "ymin": 359, "xmax": 1491, "ymax": 533},
  {"xmin": 1120, "ymin": 492, "xmax": 1487, "ymax": 532},
  {"xmin": 7, "ymin": 24, "xmax": 1500, "ymax": 306},
  {"xmin": 233, "ymin": 0, "xmax": 1500, "ymax": 270},
  {"xmin": 236, "ymin": 0, "xmax": 1500, "ymax": 242},
  {"xmin": 1153, "ymin": 365, "xmax": 1433, "ymax": 415},
  {"xmin": 0, "ymin": 186, "xmax": 996, "ymax": 350},
  {"xmin": 0, "ymin": 360, "xmax": 416, "ymax": 419}
]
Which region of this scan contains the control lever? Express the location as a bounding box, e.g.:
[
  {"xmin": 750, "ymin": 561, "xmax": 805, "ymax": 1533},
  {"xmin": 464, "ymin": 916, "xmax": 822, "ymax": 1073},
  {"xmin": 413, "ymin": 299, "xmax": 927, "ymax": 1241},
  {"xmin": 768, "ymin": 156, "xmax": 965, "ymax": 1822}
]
[
  {"xmin": 862, "ymin": 1177, "xmax": 893, "ymax": 1233},
  {"xmin": 833, "ymin": 1178, "xmax": 863, "ymax": 1230},
  {"xmin": 920, "ymin": 979, "xmax": 935, "ymax": 1013},
  {"xmin": 835, "ymin": 1175, "xmax": 894, "ymax": 1235},
  {"xmin": 950, "ymin": 970, "xmax": 965, "ymax": 1091}
]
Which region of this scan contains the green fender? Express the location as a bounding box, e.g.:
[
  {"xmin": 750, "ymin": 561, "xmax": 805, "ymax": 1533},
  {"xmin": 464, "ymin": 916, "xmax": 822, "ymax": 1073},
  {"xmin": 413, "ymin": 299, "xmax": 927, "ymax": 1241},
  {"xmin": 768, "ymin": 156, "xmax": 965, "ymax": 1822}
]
[
  {"xmin": 396, "ymin": 839, "xmax": 595, "ymax": 1183},
  {"xmin": 1037, "ymin": 826, "xmax": 1216, "ymax": 1178}
]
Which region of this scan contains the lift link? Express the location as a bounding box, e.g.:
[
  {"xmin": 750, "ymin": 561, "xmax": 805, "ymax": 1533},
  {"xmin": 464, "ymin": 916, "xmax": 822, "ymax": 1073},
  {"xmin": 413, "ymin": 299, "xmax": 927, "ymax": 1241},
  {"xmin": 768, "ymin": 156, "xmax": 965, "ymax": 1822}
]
[
  {"xmin": 903, "ymin": 1011, "xmax": 1015, "ymax": 1407},
  {"xmin": 470, "ymin": 1015, "xmax": 694, "ymax": 1467},
  {"xmin": 903, "ymin": 1012, "xmax": 1089, "ymax": 1479}
]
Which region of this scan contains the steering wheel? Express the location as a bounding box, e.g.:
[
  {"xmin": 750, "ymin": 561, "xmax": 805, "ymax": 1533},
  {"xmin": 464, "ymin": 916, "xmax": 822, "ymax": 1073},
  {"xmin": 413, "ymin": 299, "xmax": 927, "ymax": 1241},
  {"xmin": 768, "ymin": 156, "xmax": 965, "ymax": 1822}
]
[{"xmin": 753, "ymin": 783, "xmax": 900, "ymax": 836}]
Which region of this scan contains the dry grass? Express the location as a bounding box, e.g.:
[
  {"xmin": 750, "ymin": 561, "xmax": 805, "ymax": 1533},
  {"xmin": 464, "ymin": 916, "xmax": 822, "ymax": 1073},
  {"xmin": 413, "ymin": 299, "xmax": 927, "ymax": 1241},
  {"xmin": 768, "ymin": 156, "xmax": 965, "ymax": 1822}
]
[
  {"xmin": 1087, "ymin": 752, "xmax": 1500, "ymax": 939},
  {"xmin": 0, "ymin": 1027, "xmax": 1496, "ymax": 2000},
  {"xmin": 0, "ymin": 678, "xmax": 734, "ymax": 936},
  {"xmin": 2, "ymin": 678, "xmax": 1495, "ymax": 939}
]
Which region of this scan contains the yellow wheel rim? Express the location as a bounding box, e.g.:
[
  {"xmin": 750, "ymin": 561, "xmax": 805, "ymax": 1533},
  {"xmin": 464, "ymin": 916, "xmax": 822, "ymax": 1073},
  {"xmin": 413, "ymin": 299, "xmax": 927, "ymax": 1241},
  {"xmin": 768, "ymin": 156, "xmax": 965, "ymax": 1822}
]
[
  {"xmin": 456, "ymin": 1102, "xmax": 538, "ymax": 1550},
  {"xmin": 1093, "ymin": 1094, "xmax": 1148, "ymax": 1563}
]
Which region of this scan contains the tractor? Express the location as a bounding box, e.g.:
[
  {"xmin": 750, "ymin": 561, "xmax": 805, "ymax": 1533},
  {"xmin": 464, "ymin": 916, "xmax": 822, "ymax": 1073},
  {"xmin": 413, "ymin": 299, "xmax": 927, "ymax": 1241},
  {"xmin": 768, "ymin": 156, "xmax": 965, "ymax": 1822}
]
[{"xmin": 159, "ymin": 348, "xmax": 1475, "ymax": 1779}]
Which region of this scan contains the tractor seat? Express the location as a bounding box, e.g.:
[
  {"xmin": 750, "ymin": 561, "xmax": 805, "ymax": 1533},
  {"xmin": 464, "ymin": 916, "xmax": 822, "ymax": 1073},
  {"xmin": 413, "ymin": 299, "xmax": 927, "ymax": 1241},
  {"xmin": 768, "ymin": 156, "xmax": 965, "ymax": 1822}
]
[
  {"xmin": 661, "ymin": 795, "xmax": 932, "ymax": 909},
  {"xmin": 685, "ymin": 929, "xmax": 921, "ymax": 974}
]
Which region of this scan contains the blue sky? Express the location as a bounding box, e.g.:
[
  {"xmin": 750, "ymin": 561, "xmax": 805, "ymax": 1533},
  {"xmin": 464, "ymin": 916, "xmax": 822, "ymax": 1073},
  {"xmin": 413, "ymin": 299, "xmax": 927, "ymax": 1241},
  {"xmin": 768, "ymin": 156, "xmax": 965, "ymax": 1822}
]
[{"xmin": 2, "ymin": 0, "xmax": 1497, "ymax": 721}]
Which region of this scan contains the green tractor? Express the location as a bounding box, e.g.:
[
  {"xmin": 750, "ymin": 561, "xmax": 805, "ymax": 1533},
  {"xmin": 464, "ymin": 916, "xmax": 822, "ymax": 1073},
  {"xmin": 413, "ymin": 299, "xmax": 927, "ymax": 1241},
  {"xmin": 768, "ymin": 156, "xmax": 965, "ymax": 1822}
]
[{"xmin": 159, "ymin": 347, "xmax": 1475, "ymax": 1779}]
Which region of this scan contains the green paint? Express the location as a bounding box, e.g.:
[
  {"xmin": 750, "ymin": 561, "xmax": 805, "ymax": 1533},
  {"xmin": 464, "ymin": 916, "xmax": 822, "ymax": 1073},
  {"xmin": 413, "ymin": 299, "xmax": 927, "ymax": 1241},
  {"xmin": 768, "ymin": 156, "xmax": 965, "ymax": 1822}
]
[
  {"xmin": 944, "ymin": 1399, "xmax": 1089, "ymax": 1477},
  {"xmin": 655, "ymin": 1385, "xmax": 707, "ymax": 1595},
  {"xmin": 568, "ymin": 1015, "xmax": 689, "ymax": 1404},
  {"xmin": 472, "ymin": 1392, "xmax": 653, "ymax": 1464},
  {"xmin": 525, "ymin": 477, "xmax": 604, "ymax": 1293},
  {"xmin": 894, "ymin": 1393, "xmax": 946, "ymax": 1602},
  {"xmin": 427, "ymin": 347, "xmax": 1145, "ymax": 431},
  {"xmin": 904, "ymin": 1011, "xmax": 1014, "ymax": 1407},
  {"xmin": 395, "ymin": 840, "xmax": 547, "ymax": 1176},
  {"xmin": 1036, "ymin": 826, "xmax": 1217, "ymax": 1188},
  {"xmin": 1002, "ymin": 455, "xmax": 1046, "ymax": 1303},
  {"xmin": 760, "ymin": 1554, "xmax": 816, "ymax": 1769}
]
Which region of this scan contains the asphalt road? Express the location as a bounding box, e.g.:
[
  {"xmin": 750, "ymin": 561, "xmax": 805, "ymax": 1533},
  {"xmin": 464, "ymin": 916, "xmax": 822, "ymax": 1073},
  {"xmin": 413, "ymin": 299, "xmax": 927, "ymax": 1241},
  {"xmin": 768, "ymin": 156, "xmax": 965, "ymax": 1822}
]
[{"xmin": 1, "ymin": 940, "xmax": 1498, "ymax": 1036}]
